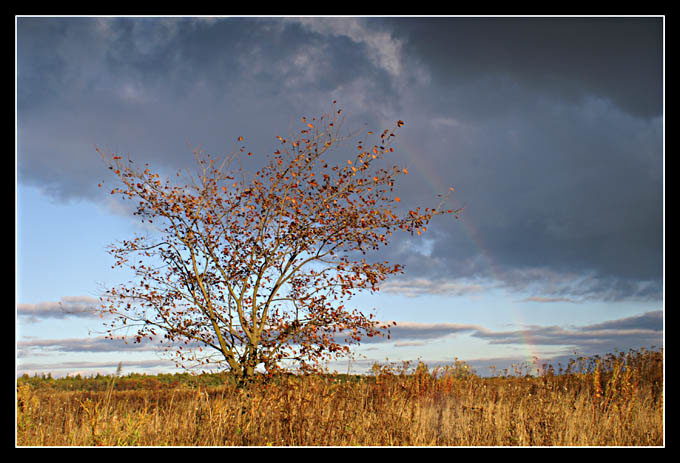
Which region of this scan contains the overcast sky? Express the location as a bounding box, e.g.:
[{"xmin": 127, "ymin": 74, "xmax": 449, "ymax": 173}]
[{"xmin": 16, "ymin": 16, "xmax": 664, "ymax": 377}]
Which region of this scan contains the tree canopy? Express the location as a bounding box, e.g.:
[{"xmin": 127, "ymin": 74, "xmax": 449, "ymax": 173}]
[{"xmin": 98, "ymin": 102, "xmax": 459, "ymax": 381}]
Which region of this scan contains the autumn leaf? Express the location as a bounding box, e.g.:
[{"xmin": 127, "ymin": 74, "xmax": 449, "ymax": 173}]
[{"xmin": 98, "ymin": 104, "xmax": 456, "ymax": 383}]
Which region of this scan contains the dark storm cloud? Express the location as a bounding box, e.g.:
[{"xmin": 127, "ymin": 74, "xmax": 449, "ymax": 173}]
[
  {"xmin": 17, "ymin": 17, "xmax": 397, "ymax": 201},
  {"xmin": 16, "ymin": 16, "xmax": 663, "ymax": 303},
  {"xmin": 393, "ymin": 99, "xmax": 663, "ymax": 301},
  {"xmin": 381, "ymin": 16, "xmax": 662, "ymax": 119},
  {"xmin": 368, "ymin": 17, "xmax": 663, "ymax": 301}
]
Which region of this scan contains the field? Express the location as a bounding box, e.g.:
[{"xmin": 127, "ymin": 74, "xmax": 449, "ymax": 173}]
[{"xmin": 16, "ymin": 348, "xmax": 663, "ymax": 447}]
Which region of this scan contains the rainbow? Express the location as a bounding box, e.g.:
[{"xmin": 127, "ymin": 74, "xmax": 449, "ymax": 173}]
[{"xmin": 400, "ymin": 136, "xmax": 542, "ymax": 373}]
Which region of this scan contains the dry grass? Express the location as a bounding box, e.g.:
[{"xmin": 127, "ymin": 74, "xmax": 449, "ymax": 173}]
[{"xmin": 16, "ymin": 349, "xmax": 663, "ymax": 446}]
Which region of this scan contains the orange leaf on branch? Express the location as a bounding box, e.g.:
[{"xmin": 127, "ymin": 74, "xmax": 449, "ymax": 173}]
[{"xmin": 96, "ymin": 102, "xmax": 460, "ymax": 383}]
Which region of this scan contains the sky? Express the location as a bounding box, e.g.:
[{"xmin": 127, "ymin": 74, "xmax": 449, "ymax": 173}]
[{"xmin": 16, "ymin": 16, "xmax": 664, "ymax": 378}]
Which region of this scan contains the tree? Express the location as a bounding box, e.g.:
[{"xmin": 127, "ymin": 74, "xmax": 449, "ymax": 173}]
[{"xmin": 97, "ymin": 102, "xmax": 459, "ymax": 382}]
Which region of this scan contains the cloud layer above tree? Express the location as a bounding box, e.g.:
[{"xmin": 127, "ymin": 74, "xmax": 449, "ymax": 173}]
[{"xmin": 17, "ymin": 17, "xmax": 663, "ymax": 304}]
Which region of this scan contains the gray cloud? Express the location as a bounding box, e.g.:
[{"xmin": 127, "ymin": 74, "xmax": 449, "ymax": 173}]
[
  {"xmin": 17, "ymin": 17, "xmax": 399, "ymax": 200},
  {"xmin": 385, "ymin": 321, "xmax": 481, "ymax": 342},
  {"xmin": 379, "ymin": 277, "xmax": 485, "ymax": 298},
  {"xmin": 17, "ymin": 296, "xmax": 103, "ymax": 322},
  {"xmin": 17, "ymin": 310, "xmax": 662, "ymax": 377},
  {"xmin": 370, "ymin": 17, "xmax": 664, "ymax": 301},
  {"xmin": 383, "ymin": 17, "xmax": 662, "ymax": 119},
  {"xmin": 581, "ymin": 309, "xmax": 663, "ymax": 333},
  {"xmin": 371, "ymin": 310, "xmax": 663, "ymax": 356},
  {"xmin": 473, "ymin": 310, "xmax": 662, "ymax": 356},
  {"xmin": 17, "ymin": 358, "xmax": 176, "ymax": 378},
  {"xmin": 519, "ymin": 296, "xmax": 579, "ymax": 304},
  {"xmin": 17, "ymin": 335, "xmax": 161, "ymax": 354},
  {"xmin": 17, "ymin": 16, "xmax": 663, "ymax": 303}
]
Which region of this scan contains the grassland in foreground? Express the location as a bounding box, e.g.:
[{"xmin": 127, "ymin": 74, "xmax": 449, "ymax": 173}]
[{"xmin": 16, "ymin": 348, "xmax": 663, "ymax": 446}]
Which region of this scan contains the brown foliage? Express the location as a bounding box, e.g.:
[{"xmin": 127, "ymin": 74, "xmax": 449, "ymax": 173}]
[{"xmin": 96, "ymin": 102, "xmax": 459, "ymax": 381}]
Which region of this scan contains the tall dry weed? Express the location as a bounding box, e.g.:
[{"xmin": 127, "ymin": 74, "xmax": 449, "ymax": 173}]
[{"xmin": 16, "ymin": 348, "xmax": 663, "ymax": 446}]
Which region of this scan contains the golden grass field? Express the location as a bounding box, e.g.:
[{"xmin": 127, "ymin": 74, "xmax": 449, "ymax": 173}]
[{"xmin": 16, "ymin": 348, "xmax": 663, "ymax": 446}]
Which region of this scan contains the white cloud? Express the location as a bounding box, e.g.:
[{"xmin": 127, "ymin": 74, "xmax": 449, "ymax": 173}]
[{"xmin": 394, "ymin": 341, "xmax": 426, "ymax": 347}]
